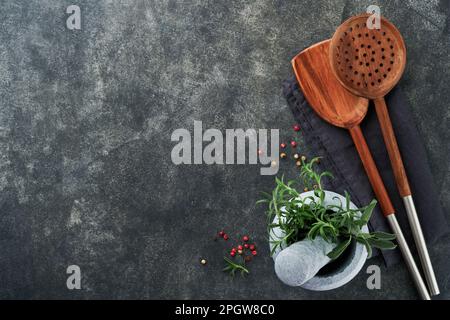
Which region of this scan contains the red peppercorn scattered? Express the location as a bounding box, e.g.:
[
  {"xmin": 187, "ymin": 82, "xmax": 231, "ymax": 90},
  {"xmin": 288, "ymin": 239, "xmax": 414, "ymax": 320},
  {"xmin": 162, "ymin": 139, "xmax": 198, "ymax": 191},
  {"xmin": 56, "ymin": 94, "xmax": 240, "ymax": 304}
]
[
  {"xmin": 218, "ymin": 232, "xmax": 259, "ymax": 274},
  {"xmin": 290, "ymin": 141, "xmax": 297, "ymax": 148},
  {"xmin": 280, "ymin": 143, "xmax": 287, "ymax": 149},
  {"xmin": 293, "ymin": 124, "xmax": 301, "ymax": 132}
]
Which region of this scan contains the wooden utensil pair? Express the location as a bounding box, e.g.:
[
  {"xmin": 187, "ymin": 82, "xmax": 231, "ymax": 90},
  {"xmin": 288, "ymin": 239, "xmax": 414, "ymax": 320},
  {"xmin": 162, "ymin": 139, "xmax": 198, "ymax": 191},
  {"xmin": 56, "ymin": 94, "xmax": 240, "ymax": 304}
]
[{"xmin": 292, "ymin": 14, "xmax": 438, "ymax": 300}]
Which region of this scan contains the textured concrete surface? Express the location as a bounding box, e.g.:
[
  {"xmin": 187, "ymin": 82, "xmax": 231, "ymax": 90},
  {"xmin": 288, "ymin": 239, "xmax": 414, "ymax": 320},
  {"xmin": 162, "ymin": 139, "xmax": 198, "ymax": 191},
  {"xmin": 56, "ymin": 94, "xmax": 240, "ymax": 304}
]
[{"xmin": 0, "ymin": 0, "xmax": 448, "ymax": 299}]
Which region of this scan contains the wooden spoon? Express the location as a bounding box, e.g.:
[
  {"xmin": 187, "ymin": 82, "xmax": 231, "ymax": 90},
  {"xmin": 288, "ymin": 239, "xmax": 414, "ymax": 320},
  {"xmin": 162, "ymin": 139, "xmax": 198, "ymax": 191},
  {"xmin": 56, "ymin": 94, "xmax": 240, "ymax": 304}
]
[
  {"xmin": 292, "ymin": 40, "xmax": 430, "ymax": 300},
  {"xmin": 329, "ymin": 14, "xmax": 439, "ymax": 296}
]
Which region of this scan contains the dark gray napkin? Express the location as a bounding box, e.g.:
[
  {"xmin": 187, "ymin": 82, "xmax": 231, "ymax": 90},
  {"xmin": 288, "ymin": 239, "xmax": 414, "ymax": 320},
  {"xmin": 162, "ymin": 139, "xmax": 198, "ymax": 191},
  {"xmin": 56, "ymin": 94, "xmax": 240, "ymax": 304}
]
[{"xmin": 282, "ymin": 76, "xmax": 449, "ymax": 266}]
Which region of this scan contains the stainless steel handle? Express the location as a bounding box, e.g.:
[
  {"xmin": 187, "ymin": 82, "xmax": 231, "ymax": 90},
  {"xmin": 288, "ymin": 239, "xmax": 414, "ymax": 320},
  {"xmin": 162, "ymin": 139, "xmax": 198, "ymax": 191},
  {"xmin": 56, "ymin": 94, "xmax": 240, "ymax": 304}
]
[
  {"xmin": 403, "ymin": 195, "xmax": 440, "ymax": 296},
  {"xmin": 386, "ymin": 214, "xmax": 431, "ymax": 300}
]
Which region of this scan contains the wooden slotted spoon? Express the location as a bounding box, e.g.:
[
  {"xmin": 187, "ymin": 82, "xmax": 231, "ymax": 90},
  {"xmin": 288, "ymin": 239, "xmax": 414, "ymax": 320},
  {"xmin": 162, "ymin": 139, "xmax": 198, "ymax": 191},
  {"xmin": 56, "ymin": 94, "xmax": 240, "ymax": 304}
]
[
  {"xmin": 292, "ymin": 40, "xmax": 430, "ymax": 300},
  {"xmin": 329, "ymin": 14, "xmax": 439, "ymax": 296}
]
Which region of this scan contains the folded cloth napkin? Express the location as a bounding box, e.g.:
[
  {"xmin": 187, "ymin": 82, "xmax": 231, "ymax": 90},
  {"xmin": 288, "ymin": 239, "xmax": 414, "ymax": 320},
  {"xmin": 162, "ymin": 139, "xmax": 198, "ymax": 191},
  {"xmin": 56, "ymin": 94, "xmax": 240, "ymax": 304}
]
[{"xmin": 283, "ymin": 76, "xmax": 449, "ymax": 266}]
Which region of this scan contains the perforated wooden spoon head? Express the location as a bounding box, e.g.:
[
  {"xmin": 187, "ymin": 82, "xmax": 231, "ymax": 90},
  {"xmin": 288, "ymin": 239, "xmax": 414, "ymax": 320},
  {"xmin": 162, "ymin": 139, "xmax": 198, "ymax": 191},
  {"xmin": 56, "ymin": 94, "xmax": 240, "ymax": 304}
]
[
  {"xmin": 292, "ymin": 40, "xmax": 368, "ymax": 129},
  {"xmin": 329, "ymin": 14, "xmax": 406, "ymax": 99}
]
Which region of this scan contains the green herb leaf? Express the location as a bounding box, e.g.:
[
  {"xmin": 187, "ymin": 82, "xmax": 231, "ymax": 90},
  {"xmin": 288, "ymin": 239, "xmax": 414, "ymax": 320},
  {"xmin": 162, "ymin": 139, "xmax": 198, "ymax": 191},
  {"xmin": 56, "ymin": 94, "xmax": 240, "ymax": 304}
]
[
  {"xmin": 358, "ymin": 199, "xmax": 377, "ymax": 226},
  {"xmin": 370, "ymin": 231, "xmax": 397, "ymax": 240},
  {"xmin": 356, "ymin": 236, "xmax": 372, "ymax": 258},
  {"xmin": 327, "ymin": 236, "xmax": 352, "ymax": 260},
  {"xmin": 367, "ymin": 238, "xmax": 397, "ymax": 250},
  {"xmin": 223, "ymin": 257, "xmax": 249, "ymax": 277}
]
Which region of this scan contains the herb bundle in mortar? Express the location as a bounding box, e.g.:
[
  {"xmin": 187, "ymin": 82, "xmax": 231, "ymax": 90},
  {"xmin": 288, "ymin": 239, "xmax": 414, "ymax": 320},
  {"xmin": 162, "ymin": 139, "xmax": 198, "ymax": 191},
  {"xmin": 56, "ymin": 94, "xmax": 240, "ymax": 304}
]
[{"xmin": 259, "ymin": 158, "xmax": 396, "ymax": 260}]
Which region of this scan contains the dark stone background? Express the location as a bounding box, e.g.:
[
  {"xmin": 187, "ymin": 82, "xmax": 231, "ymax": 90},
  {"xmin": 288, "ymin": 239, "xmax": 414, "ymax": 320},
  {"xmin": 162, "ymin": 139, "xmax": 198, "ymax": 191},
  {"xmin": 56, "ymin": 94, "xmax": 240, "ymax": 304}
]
[{"xmin": 0, "ymin": 0, "xmax": 448, "ymax": 299}]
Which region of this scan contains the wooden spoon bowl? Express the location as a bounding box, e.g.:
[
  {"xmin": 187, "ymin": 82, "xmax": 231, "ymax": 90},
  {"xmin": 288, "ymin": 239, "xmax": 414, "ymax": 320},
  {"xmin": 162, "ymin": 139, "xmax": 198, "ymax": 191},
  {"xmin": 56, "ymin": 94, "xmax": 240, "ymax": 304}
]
[
  {"xmin": 292, "ymin": 40, "xmax": 368, "ymax": 129},
  {"xmin": 329, "ymin": 14, "xmax": 406, "ymax": 99}
]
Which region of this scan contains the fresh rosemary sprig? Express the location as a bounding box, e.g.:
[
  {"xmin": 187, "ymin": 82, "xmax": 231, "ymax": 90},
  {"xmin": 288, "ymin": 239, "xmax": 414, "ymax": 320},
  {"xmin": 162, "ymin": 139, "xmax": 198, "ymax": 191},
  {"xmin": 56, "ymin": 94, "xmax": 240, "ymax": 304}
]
[
  {"xmin": 258, "ymin": 157, "xmax": 396, "ymax": 259},
  {"xmin": 223, "ymin": 257, "xmax": 249, "ymax": 277}
]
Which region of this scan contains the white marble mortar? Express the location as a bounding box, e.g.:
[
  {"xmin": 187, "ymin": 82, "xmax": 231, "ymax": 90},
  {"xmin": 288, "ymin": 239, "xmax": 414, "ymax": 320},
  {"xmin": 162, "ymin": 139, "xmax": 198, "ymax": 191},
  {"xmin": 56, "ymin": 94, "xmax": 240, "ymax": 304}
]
[{"xmin": 270, "ymin": 190, "xmax": 369, "ymax": 291}]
